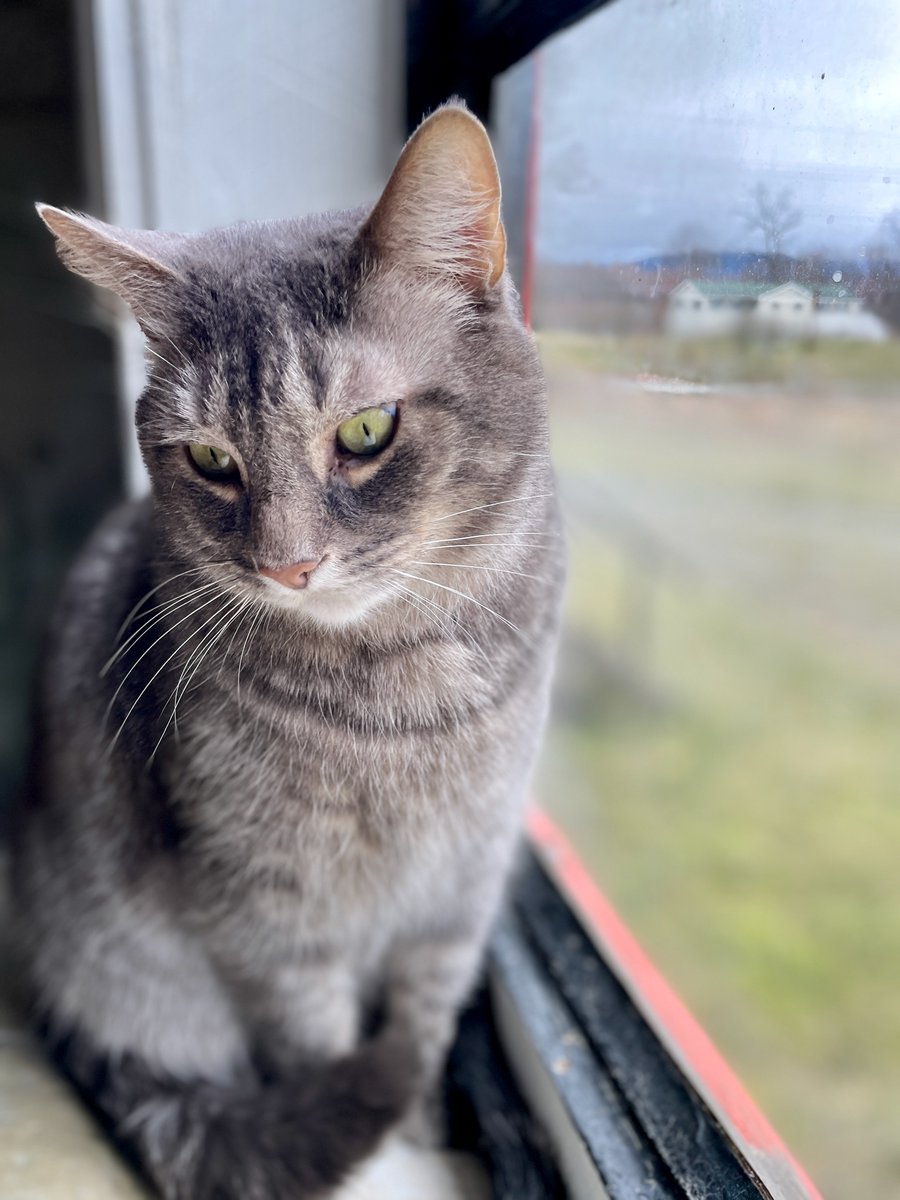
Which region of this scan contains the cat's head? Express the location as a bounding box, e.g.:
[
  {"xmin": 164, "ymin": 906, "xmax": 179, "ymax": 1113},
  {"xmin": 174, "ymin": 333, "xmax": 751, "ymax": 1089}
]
[{"xmin": 39, "ymin": 105, "xmax": 551, "ymax": 632}]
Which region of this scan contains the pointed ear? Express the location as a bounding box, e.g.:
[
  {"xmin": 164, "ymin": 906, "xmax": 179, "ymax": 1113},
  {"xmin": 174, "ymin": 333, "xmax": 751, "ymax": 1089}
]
[
  {"xmin": 36, "ymin": 204, "xmax": 183, "ymax": 331},
  {"xmin": 363, "ymin": 104, "xmax": 507, "ymax": 292}
]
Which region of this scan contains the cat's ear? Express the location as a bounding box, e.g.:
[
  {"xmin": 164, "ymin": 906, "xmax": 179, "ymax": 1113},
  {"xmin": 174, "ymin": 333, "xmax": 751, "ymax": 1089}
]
[
  {"xmin": 36, "ymin": 204, "xmax": 183, "ymax": 331},
  {"xmin": 363, "ymin": 104, "xmax": 507, "ymax": 292}
]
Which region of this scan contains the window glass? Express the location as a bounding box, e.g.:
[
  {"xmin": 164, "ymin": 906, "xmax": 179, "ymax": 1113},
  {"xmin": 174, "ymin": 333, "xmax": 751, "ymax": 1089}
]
[{"xmin": 495, "ymin": 4, "xmax": 900, "ymax": 1197}]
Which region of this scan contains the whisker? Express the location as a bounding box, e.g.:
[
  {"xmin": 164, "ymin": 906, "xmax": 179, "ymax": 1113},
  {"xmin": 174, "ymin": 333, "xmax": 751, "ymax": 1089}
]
[
  {"xmin": 388, "ymin": 583, "xmax": 463, "ymax": 656},
  {"xmin": 103, "ymin": 579, "xmax": 231, "ymax": 674},
  {"xmin": 154, "ymin": 329, "xmax": 193, "ymax": 372},
  {"xmin": 410, "ymin": 560, "xmax": 545, "ymax": 582},
  {"xmin": 170, "ymin": 597, "xmax": 249, "ymax": 734},
  {"xmin": 432, "ymin": 492, "xmax": 553, "ymax": 524},
  {"xmin": 112, "ymin": 565, "xmax": 213, "ymax": 645},
  {"xmin": 423, "ymin": 537, "xmax": 556, "ymax": 549},
  {"xmin": 145, "ymin": 345, "xmax": 183, "ymax": 375},
  {"xmin": 127, "ymin": 578, "xmax": 221, "ymax": 626},
  {"xmin": 426, "ymin": 528, "xmax": 556, "ymax": 539},
  {"xmin": 150, "ymin": 596, "xmax": 249, "ymax": 759},
  {"xmin": 107, "ymin": 595, "xmax": 238, "ymax": 755},
  {"xmin": 236, "ymin": 601, "xmax": 268, "ymax": 709},
  {"xmin": 221, "ymin": 597, "xmax": 256, "ymax": 665},
  {"xmin": 390, "ymin": 582, "xmax": 452, "ymax": 633},
  {"xmin": 388, "ymin": 569, "xmax": 521, "ymax": 635},
  {"xmin": 103, "ymin": 588, "xmax": 235, "ymax": 722},
  {"xmin": 390, "ymin": 583, "xmax": 497, "ymax": 676},
  {"xmin": 388, "ymin": 583, "xmax": 434, "ymax": 629}
]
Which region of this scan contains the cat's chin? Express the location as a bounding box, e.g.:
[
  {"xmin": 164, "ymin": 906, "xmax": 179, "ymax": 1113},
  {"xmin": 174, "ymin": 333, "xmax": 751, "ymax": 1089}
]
[{"xmin": 262, "ymin": 584, "xmax": 384, "ymax": 630}]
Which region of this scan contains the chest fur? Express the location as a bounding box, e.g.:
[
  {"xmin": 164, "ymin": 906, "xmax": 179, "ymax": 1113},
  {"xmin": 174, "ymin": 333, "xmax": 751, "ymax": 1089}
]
[{"xmin": 160, "ymin": 631, "xmax": 536, "ymax": 929}]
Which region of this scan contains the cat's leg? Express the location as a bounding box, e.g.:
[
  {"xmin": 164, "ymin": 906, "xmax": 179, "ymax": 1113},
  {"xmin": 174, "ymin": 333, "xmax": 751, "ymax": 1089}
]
[
  {"xmin": 385, "ymin": 928, "xmax": 489, "ymax": 1146},
  {"xmin": 383, "ymin": 827, "xmax": 521, "ymax": 1145},
  {"xmin": 234, "ymin": 952, "xmax": 362, "ymax": 1067},
  {"xmin": 200, "ymin": 913, "xmax": 364, "ymax": 1065},
  {"xmin": 265, "ymin": 955, "xmax": 360, "ymax": 1056},
  {"xmin": 387, "ymin": 933, "xmax": 486, "ymax": 1088}
]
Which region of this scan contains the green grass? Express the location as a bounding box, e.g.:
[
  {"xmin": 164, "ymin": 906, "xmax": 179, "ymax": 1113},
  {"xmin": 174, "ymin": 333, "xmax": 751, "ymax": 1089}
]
[
  {"xmin": 538, "ymin": 337, "xmax": 900, "ymax": 1200},
  {"xmin": 538, "ymin": 328, "xmax": 900, "ymax": 390}
]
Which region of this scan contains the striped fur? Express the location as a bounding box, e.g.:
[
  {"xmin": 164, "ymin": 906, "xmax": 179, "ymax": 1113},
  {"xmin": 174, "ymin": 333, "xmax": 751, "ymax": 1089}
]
[{"xmin": 13, "ymin": 105, "xmax": 564, "ymax": 1198}]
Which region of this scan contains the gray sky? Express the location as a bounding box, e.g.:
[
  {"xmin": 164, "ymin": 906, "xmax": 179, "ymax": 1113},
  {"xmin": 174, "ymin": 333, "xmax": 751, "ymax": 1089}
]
[{"xmin": 514, "ymin": 0, "xmax": 900, "ymax": 264}]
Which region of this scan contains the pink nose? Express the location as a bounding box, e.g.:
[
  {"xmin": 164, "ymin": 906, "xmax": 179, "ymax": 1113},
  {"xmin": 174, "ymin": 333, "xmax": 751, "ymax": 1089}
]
[{"xmin": 258, "ymin": 559, "xmax": 321, "ymax": 590}]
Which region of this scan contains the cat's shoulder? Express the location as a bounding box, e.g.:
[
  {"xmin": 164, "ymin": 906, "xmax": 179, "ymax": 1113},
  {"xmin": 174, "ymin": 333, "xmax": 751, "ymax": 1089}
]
[
  {"xmin": 67, "ymin": 496, "xmax": 153, "ymax": 589},
  {"xmin": 50, "ymin": 497, "xmax": 155, "ymax": 649}
]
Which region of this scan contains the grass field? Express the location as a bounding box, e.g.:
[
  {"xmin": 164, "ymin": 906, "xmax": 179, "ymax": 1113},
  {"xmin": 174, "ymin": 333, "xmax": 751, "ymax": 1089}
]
[
  {"xmin": 536, "ymin": 331, "xmax": 900, "ymax": 1200},
  {"xmin": 540, "ymin": 328, "xmax": 900, "ymax": 390}
]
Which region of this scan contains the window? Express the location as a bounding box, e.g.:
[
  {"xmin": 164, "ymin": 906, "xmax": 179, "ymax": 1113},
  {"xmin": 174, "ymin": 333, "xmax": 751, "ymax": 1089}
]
[{"xmin": 494, "ymin": 4, "xmax": 900, "ymax": 1198}]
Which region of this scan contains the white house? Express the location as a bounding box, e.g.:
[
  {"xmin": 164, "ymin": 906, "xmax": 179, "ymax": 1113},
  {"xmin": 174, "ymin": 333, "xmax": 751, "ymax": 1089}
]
[
  {"xmin": 665, "ymin": 280, "xmax": 769, "ymax": 338},
  {"xmin": 754, "ymin": 283, "xmax": 815, "ymax": 336},
  {"xmin": 665, "ymin": 279, "xmax": 889, "ymax": 341}
]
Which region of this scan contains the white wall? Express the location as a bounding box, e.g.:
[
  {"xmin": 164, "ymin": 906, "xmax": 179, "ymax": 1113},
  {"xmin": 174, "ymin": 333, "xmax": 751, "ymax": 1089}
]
[
  {"xmin": 665, "ymin": 289, "xmax": 756, "ymax": 339},
  {"xmin": 83, "ymin": 0, "xmax": 405, "ymax": 491},
  {"xmin": 756, "ymin": 289, "xmax": 814, "ymax": 338}
]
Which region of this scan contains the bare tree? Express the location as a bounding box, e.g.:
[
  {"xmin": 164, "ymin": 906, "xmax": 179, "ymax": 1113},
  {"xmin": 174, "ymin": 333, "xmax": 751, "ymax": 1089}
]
[
  {"xmin": 865, "ymin": 208, "xmax": 900, "ymax": 331},
  {"xmin": 741, "ymin": 183, "xmax": 803, "ymax": 255},
  {"xmin": 877, "ymin": 208, "xmax": 900, "ymax": 260},
  {"xmin": 666, "ymin": 221, "xmax": 711, "ymax": 277}
]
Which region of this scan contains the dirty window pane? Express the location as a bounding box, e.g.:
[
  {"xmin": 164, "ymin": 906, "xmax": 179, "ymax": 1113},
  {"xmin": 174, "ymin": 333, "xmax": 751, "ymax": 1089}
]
[{"xmin": 495, "ymin": 3, "xmax": 900, "ymax": 1198}]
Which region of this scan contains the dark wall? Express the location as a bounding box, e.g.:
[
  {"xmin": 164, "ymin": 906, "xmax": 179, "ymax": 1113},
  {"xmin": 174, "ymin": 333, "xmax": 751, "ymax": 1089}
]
[{"xmin": 0, "ymin": 0, "xmax": 123, "ymax": 813}]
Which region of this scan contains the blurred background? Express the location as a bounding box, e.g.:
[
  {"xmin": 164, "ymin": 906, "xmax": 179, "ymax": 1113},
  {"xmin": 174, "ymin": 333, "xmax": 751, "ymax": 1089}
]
[{"xmin": 1, "ymin": 2, "xmax": 898, "ymax": 1197}]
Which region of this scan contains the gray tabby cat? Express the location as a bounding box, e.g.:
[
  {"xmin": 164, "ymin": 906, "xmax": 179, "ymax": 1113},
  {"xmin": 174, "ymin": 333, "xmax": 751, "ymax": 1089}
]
[{"xmin": 12, "ymin": 104, "xmax": 563, "ymax": 1199}]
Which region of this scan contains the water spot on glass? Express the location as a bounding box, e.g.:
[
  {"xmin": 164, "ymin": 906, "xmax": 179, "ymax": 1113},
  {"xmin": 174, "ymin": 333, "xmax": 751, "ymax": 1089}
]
[
  {"xmin": 883, "ymin": 175, "xmax": 892, "ymax": 184},
  {"xmin": 832, "ymin": 271, "xmax": 842, "ymax": 283}
]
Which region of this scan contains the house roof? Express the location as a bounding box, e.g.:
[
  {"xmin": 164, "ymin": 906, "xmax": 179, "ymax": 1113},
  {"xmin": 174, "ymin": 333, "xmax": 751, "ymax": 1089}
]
[
  {"xmin": 815, "ymin": 284, "xmax": 858, "ymax": 302},
  {"xmin": 671, "ymin": 280, "xmax": 772, "ymax": 299},
  {"xmin": 670, "ymin": 279, "xmax": 820, "ymax": 301},
  {"xmin": 758, "ymin": 283, "xmax": 812, "ymax": 299}
]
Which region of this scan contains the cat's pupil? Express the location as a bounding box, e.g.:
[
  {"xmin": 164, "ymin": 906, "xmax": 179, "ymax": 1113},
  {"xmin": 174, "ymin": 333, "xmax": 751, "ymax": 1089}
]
[{"xmin": 188, "ymin": 443, "xmax": 238, "ymax": 479}]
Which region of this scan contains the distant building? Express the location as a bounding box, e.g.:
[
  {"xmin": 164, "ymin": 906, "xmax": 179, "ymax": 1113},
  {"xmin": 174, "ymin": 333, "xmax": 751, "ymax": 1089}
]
[
  {"xmin": 814, "ymin": 284, "xmax": 889, "ymax": 340},
  {"xmin": 665, "ymin": 279, "xmax": 889, "ymax": 341},
  {"xmin": 755, "ymin": 283, "xmax": 816, "ymax": 336}
]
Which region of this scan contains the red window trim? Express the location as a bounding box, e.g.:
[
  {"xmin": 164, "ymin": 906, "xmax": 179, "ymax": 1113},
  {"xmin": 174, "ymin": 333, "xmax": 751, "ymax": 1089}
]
[{"xmin": 528, "ymin": 806, "xmax": 823, "ymax": 1200}]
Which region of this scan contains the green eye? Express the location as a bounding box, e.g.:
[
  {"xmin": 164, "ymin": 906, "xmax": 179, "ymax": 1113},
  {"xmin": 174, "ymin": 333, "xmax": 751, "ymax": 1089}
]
[
  {"xmin": 336, "ymin": 403, "xmax": 397, "ymax": 457},
  {"xmin": 188, "ymin": 443, "xmax": 240, "ymax": 480}
]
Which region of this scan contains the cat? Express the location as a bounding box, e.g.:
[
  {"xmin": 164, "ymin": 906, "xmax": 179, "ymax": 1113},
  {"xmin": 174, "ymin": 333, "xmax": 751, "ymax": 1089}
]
[{"xmin": 11, "ymin": 102, "xmax": 564, "ymax": 1200}]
